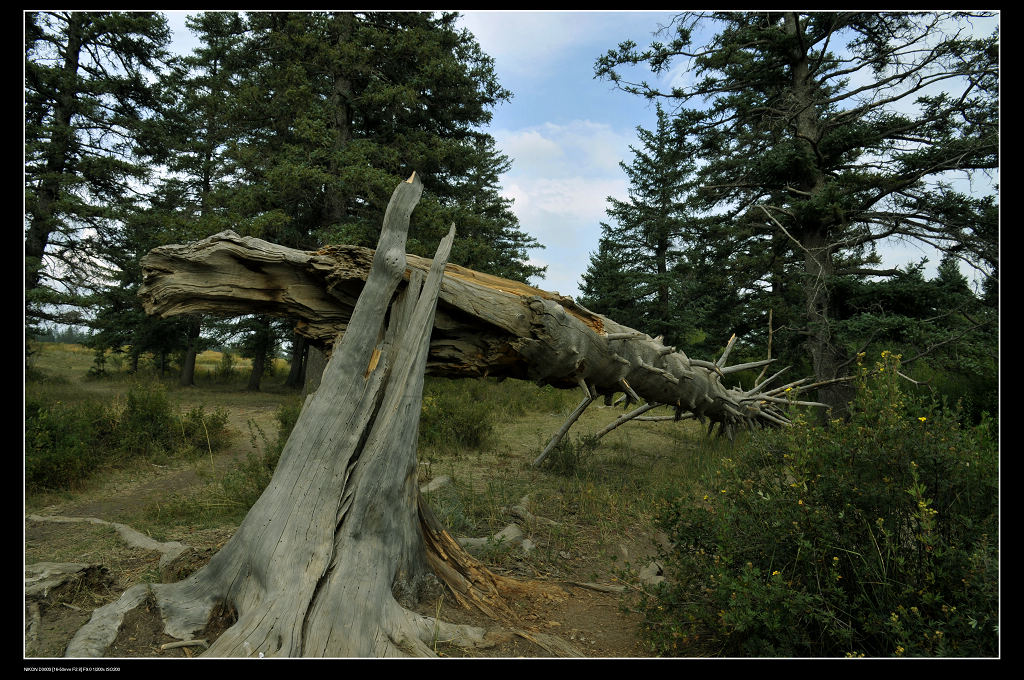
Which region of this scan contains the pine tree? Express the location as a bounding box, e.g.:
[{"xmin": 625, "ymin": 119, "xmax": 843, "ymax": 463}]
[
  {"xmin": 85, "ymin": 182, "xmax": 199, "ymax": 376},
  {"xmin": 159, "ymin": 12, "xmax": 251, "ymax": 384},
  {"xmin": 578, "ymin": 236, "xmax": 642, "ymax": 327},
  {"xmin": 583, "ymin": 105, "xmax": 692, "ymax": 345},
  {"xmin": 596, "ymin": 11, "xmax": 998, "ymax": 411},
  {"xmin": 81, "ymin": 13, "xmax": 249, "ymax": 383},
  {"xmin": 220, "ymin": 11, "xmax": 542, "ymax": 279},
  {"xmin": 25, "ymin": 11, "xmax": 174, "ymax": 334},
  {"xmin": 581, "ymin": 105, "xmax": 761, "ymax": 353}
]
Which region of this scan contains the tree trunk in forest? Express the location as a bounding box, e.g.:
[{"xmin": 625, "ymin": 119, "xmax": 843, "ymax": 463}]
[
  {"xmin": 178, "ymin": 316, "xmax": 201, "ymax": 387},
  {"xmin": 801, "ymin": 228, "xmax": 854, "ymax": 416},
  {"xmin": 68, "ymin": 174, "xmax": 568, "ymax": 658},
  {"xmin": 245, "ymin": 317, "xmax": 272, "ymax": 392},
  {"xmin": 25, "ymin": 13, "xmax": 86, "ymax": 295},
  {"xmin": 302, "ymin": 345, "xmax": 327, "ymax": 398},
  {"xmin": 784, "ymin": 12, "xmax": 853, "ymax": 417},
  {"xmin": 284, "ymin": 333, "xmax": 308, "ymax": 389}
]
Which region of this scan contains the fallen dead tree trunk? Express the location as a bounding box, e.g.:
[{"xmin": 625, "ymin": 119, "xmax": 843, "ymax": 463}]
[
  {"xmin": 62, "ymin": 174, "xmax": 840, "ymax": 659},
  {"xmin": 139, "ymin": 225, "xmax": 828, "ymax": 456}
]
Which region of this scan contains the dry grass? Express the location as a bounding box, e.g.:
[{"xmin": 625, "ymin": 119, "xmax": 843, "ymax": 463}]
[{"xmin": 25, "ymin": 343, "xmax": 731, "ymax": 640}]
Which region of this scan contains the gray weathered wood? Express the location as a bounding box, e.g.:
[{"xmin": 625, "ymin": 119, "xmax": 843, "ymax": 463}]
[
  {"xmin": 68, "ymin": 174, "xmax": 510, "ymax": 658},
  {"xmin": 139, "ymin": 231, "xmax": 808, "ymax": 436}
]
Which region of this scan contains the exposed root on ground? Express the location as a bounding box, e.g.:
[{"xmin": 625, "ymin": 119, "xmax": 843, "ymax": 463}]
[{"xmin": 27, "ymin": 514, "xmax": 189, "ymax": 569}]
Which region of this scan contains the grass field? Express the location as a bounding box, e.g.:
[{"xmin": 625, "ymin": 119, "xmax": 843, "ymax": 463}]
[
  {"xmin": 25, "ymin": 341, "xmax": 734, "ymax": 657},
  {"xmin": 24, "ymin": 342, "xmax": 998, "ymax": 658}
]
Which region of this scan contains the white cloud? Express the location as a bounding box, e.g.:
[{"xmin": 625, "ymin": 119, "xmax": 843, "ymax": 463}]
[
  {"xmin": 502, "ymin": 172, "xmax": 624, "ymax": 293},
  {"xmin": 512, "ymin": 176, "xmax": 623, "ymax": 225},
  {"xmin": 495, "ymin": 120, "xmax": 633, "ymax": 180},
  {"xmin": 487, "ymin": 119, "xmax": 640, "ymax": 296},
  {"xmin": 459, "ymin": 11, "xmax": 607, "ymax": 77}
]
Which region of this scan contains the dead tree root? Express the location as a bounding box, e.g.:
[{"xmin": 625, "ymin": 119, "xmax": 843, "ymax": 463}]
[{"xmin": 63, "ymin": 499, "xmax": 581, "ymax": 658}]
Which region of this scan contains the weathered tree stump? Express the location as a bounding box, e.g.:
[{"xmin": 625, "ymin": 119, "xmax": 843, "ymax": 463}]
[{"xmin": 67, "ymin": 174, "xmax": 566, "ymax": 658}]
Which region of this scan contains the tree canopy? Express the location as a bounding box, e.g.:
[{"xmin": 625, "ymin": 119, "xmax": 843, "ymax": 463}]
[
  {"xmin": 26, "ymin": 10, "xmax": 545, "ymax": 376},
  {"xmin": 25, "ymin": 11, "xmax": 174, "ymax": 333},
  {"xmin": 592, "ymin": 11, "xmax": 998, "ymax": 412}
]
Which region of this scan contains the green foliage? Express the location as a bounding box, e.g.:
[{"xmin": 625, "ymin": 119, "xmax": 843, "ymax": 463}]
[
  {"xmin": 417, "ymin": 377, "xmax": 580, "ymax": 453},
  {"xmin": 830, "ymin": 256, "xmax": 998, "ymax": 425},
  {"xmin": 213, "ymin": 350, "xmax": 239, "ymax": 382},
  {"xmin": 25, "ymin": 399, "xmax": 115, "ymax": 493},
  {"xmin": 25, "ymin": 11, "xmax": 174, "ymax": 330},
  {"xmin": 418, "ymin": 378, "xmax": 496, "ymax": 451},
  {"xmin": 595, "ymin": 12, "xmax": 998, "ymax": 407},
  {"xmin": 217, "ymin": 400, "xmax": 301, "ymax": 512},
  {"xmin": 640, "ymin": 352, "xmax": 998, "ymax": 657},
  {"xmin": 208, "ymin": 11, "xmax": 542, "ymax": 282},
  {"xmin": 25, "ymin": 383, "xmax": 230, "ymax": 492},
  {"xmin": 580, "ymin": 105, "xmax": 698, "ymax": 347}
]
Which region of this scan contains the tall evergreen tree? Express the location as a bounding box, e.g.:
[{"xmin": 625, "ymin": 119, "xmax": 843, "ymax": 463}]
[
  {"xmin": 578, "ymin": 235, "xmax": 642, "ymax": 328},
  {"xmin": 159, "ymin": 12, "xmax": 250, "ymax": 384},
  {"xmin": 581, "ymin": 105, "xmax": 692, "ymax": 345},
  {"xmin": 81, "ymin": 12, "xmax": 248, "ymax": 384},
  {"xmin": 221, "ymin": 11, "xmax": 542, "ymax": 279},
  {"xmin": 197, "ymin": 11, "xmax": 545, "ymax": 386},
  {"xmin": 581, "ymin": 104, "xmax": 781, "ymax": 357},
  {"xmin": 596, "ymin": 11, "xmax": 998, "ymax": 411},
  {"xmin": 85, "ymin": 181, "xmax": 199, "ymax": 376},
  {"xmin": 25, "ymin": 11, "xmax": 174, "ymax": 334}
]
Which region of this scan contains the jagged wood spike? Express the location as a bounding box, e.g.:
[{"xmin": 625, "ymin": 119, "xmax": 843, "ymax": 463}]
[
  {"xmin": 716, "ymin": 333, "xmax": 738, "ymax": 367},
  {"xmin": 532, "ymin": 389, "xmax": 596, "ymax": 468},
  {"xmin": 618, "ymin": 378, "xmax": 641, "ymax": 403},
  {"xmin": 746, "ymin": 366, "xmax": 791, "ymax": 396},
  {"xmin": 763, "ymin": 378, "xmax": 812, "ymax": 397},
  {"xmin": 594, "ymin": 402, "xmax": 662, "ymax": 439},
  {"xmin": 756, "ymin": 409, "xmax": 792, "ymax": 427},
  {"xmin": 754, "ymin": 395, "xmax": 832, "ymax": 408},
  {"xmin": 720, "ymin": 358, "xmax": 775, "ymax": 375}
]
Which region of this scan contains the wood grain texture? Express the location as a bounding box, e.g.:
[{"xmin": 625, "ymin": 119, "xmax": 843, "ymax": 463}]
[{"xmin": 140, "ymin": 229, "xmax": 807, "ymax": 433}]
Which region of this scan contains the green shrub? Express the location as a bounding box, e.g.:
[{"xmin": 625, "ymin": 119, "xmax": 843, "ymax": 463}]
[
  {"xmin": 117, "ymin": 382, "xmax": 175, "ymax": 459},
  {"xmin": 25, "ymin": 383, "xmax": 232, "ymax": 492},
  {"xmin": 212, "ymin": 351, "xmax": 238, "ymax": 382},
  {"xmin": 640, "ymin": 351, "xmax": 999, "ymax": 657},
  {"xmin": 217, "ymin": 400, "xmax": 301, "ymax": 511},
  {"xmin": 25, "ymin": 398, "xmax": 117, "ymax": 491},
  {"xmin": 178, "ymin": 404, "xmax": 232, "ymax": 457},
  {"xmin": 419, "ymin": 378, "xmax": 495, "ymax": 450},
  {"xmin": 541, "ymin": 433, "xmax": 600, "ymax": 477}
]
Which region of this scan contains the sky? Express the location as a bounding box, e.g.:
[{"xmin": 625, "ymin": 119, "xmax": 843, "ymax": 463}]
[
  {"xmin": 456, "ymin": 11, "xmax": 680, "ymax": 298},
  {"xmin": 164, "ymin": 10, "xmax": 996, "ymax": 299}
]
